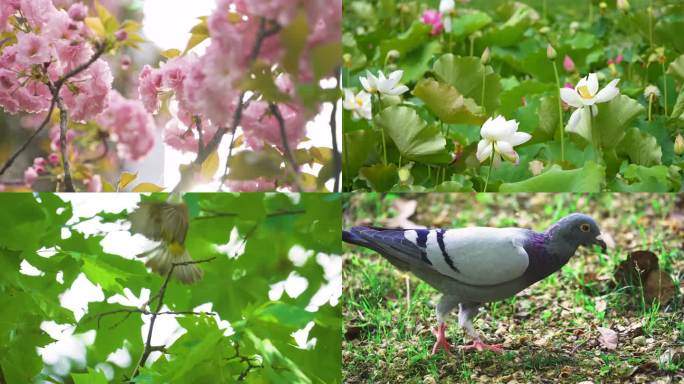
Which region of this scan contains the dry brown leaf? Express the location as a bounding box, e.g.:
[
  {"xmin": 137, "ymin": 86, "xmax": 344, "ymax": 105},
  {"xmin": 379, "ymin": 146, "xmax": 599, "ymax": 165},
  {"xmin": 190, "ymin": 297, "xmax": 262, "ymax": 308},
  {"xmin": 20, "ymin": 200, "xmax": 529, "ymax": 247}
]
[
  {"xmin": 644, "ymin": 270, "xmax": 676, "ymax": 304},
  {"xmin": 597, "ymin": 326, "xmax": 618, "ymax": 350},
  {"xmin": 613, "ymin": 250, "xmax": 659, "ymax": 287}
]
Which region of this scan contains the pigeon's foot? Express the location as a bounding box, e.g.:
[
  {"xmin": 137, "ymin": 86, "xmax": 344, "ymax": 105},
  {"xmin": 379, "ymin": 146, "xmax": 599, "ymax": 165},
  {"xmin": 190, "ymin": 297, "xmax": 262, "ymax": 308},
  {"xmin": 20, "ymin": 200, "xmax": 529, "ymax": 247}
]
[
  {"xmin": 461, "ymin": 339, "xmax": 504, "ymax": 353},
  {"xmin": 430, "ymin": 323, "xmax": 452, "ymax": 355}
]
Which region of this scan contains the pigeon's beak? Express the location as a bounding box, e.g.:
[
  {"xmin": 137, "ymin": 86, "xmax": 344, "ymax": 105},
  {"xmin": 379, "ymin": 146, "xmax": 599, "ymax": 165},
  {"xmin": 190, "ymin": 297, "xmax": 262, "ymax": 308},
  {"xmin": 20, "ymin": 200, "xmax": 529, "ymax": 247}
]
[{"xmin": 594, "ymin": 234, "xmax": 607, "ymax": 253}]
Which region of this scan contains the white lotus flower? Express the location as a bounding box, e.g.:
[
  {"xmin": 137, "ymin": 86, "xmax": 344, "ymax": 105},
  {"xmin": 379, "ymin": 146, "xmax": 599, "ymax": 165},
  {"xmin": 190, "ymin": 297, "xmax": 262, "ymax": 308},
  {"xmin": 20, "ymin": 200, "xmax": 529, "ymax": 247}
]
[
  {"xmin": 560, "ymin": 73, "xmax": 620, "ymax": 132},
  {"xmin": 343, "ymin": 89, "xmax": 372, "ymax": 120},
  {"xmin": 476, "ymin": 115, "xmax": 531, "ymax": 166},
  {"xmin": 439, "ymin": 0, "xmax": 455, "ymax": 32},
  {"xmin": 359, "ymin": 70, "xmax": 409, "ymax": 96}
]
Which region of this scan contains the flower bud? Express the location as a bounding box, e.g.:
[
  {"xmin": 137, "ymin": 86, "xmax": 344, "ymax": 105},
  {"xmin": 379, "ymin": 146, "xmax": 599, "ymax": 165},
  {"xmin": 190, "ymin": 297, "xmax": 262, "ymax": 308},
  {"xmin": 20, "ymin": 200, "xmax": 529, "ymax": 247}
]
[
  {"xmin": 386, "ymin": 50, "xmax": 400, "ymax": 62},
  {"xmin": 68, "ymin": 3, "xmax": 88, "ymax": 21},
  {"xmin": 675, "ymin": 134, "xmax": 684, "ymax": 155},
  {"xmin": 343, "ymin": 53, "xmax": 352, "ymax": 68},
  {"xmin": 546, "ymin": 44, "xmax": 557, "ymax": 60},
  {"xmin": 480, "ymin": 47, "xmax": 491, "ymax": 64},
  {"xmin": 617, "ymin": 0, "xmax": 630, "ymax": 11},
  {"xmin": 115, "ymin": 30, "xmax": 128, "ymax": 41},
  {"xmin": 563, "ymin": 55, "xmax": 575, "ymax": 72}
]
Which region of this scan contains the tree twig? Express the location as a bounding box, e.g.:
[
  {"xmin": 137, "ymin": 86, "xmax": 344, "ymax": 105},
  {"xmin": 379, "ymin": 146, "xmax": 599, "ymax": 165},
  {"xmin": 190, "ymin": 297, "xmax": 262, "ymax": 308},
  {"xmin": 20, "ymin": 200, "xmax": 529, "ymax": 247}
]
[
  {"xmin": 193, "ymin": 115, "xmax": 204, "ymax": 158},
  {"xmin": 330, "ymin": 68, "xmax": 341, "ymax": 192},
  {"xmin": 0, "ymin": 99, "xmax": 55, "ymax": 177},
  {"xmin": 226, "ymin": 342, "xmax": 264, "ymax": 381},
  {"xmin": 174, "ymin": 19, "xmax": 281, "ymax": 193},
  {"xmin": 53, "ymin": 93, "xmax": 74, "ymax": 192},
  {"xmin": 83, "ymin": 132, "xmax": 109, "ymax": 164},
  {"xmin": 194, "ymin": 209, "xmax": 306, "ymax": 221},
  {"xmin": 0, "ymin": 44, "xmax": 106, "ymax": 182},
  {"xmin": 268, "ymin": 102, "xmax": 303, "ymax": 192},
  {"xmin": 129, "ymin": 257, "xmax": 216, "ymax": 380}
]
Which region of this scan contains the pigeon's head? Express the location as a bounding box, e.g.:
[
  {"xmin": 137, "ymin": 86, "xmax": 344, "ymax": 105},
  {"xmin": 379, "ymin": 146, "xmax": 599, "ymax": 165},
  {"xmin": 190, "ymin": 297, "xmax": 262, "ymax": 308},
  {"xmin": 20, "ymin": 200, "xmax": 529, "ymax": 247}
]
[{"xmin": 553, "ymin": 213, "xmax": 606, "ymax": 251}]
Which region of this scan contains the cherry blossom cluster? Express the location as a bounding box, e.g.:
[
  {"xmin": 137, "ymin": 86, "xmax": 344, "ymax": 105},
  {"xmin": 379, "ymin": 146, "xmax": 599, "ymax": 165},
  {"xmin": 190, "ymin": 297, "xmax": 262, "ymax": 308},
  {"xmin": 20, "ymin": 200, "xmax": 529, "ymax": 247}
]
[{"xmin": 137, "ymin": 0, "xmax": 341, "ymax": 190}]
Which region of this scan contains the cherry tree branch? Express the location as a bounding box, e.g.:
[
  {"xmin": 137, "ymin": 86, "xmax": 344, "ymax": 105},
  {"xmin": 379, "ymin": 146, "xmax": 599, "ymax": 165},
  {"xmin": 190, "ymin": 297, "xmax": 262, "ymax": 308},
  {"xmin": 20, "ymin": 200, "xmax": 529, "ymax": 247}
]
[
  {"xmin": 129, "ymin": 257, "xmax": 216, "ymax": 381},
  {"xmin": 268, "ymin": 102, "xmax": 303, "ymax": 192},
  {"xmin": 330, "ymin": 68, "xmax": 342, "ymax": 192},
  {"xmin": 0, "ymin": 44, "xmax": 106, "ymax": 184},
  {"xmin": 174, "ymin": 19, "xmax": 280, "ymax": 193},
  {"xmin": 52, "ymin": 93, "xmax": 74, "ymax": 191}
]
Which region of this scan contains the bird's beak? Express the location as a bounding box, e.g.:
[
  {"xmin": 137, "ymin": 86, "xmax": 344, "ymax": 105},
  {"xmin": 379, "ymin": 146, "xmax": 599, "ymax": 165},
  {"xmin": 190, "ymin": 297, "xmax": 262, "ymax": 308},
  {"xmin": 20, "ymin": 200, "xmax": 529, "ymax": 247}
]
[{"xmin": 594, "ymin": 234, "xmax": 607, "ymax": 253}]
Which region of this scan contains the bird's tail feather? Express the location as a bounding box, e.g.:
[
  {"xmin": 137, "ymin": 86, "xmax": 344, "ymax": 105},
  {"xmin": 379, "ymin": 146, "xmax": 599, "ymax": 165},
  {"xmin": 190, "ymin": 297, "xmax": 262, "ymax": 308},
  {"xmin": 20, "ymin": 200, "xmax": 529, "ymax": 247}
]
[
  {"xmin": 342, "ymin": 226, "xmax": 419, "ymax": 271},
  {"xmin": 144, "ymin": 244, "xmax": 203, "ymax": 284}
]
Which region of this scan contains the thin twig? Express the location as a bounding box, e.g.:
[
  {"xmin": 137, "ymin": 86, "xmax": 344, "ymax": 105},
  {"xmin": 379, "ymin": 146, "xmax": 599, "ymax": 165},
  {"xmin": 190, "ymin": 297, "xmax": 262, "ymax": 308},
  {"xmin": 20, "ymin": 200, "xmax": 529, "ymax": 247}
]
[
  {"xmin": 0, "ymin": 44, "xmax": 106, "ymax": 182},
  {"xmin": 194, "ymin": 115, "xmax": 204, "ymax": 158},
  {"xmin": 174, "ymin": 19, "xmax": 280, "ymax": 193},
  {"xmin": 83, "ymin": 133, "xmax": 109, "ymax": 164},
  {"xmin": 226, "ymin": 343, "xmax": 264, "ymax": 381},
  {"xmin": 130, "ymin": 257, "xmax": 216, "ymax": 380},
  {"xmin": 0, "ymin": 99, "xmax": 55, "ymax": 176},
  {"xmin": 268, "ymin": 102, "xmax": 302, "ymax": 192},
  {"xmin": 53, "ymin": 93, "xmax": 74, "ymax": 192},
  {"xmin": 194, "ymin": 209, "xmax": 306, "ymax": 221},
  {"xmin": 330, "ymin": 69, "xmax": 341, "ymax": 192}
]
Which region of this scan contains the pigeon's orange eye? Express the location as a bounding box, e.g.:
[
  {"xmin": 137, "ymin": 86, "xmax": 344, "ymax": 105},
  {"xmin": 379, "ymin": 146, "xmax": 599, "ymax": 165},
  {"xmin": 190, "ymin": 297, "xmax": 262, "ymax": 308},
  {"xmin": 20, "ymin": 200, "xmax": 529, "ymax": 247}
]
[{"xmin": 580, "ymin": 223, "xmax": 590, "ymax": 232}]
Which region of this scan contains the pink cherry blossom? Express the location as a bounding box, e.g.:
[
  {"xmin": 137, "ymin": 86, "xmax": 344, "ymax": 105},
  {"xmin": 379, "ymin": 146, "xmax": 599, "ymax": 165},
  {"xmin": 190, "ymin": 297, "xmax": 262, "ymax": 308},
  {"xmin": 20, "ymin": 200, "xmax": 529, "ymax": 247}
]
[
  {"xmin": 15, "ymin": 32, "xmax": 51, "ymax": 66},
  {"xmin": 421, "ymin": 9, "xmax": 443, "ymax": 35},
  {"xmin": 48, "ymin": 153, "xmax": 60, "ymax": 165},
  {"xmin": 67, "ymin": 3, "xmax": 87, "ymax": 21},
  {"xmin": 60, "ymin": 59, "xmax": 113, "ymax": 121},
  {"xmin": 24, "ymin": 166, "xmax": 39, "ymax": 186},
  {"xmin": 85, "ymin": 174, "xmax": 102, "ymax": 192},
  {"xmin": 138, "ymin": 65, "xmax": 163, "ymax": 113},
  {"xmin": 20, "ymin": 0, "xmax": 58, "ymax": 28},
  {"xmin": 224, "ymin": 178, "xmax": 277, "ymax": 192},
  {"xmin": 563, "ymin": 55, "xmax": 575, "ymax": 72},
  {"xmin": 96, "ymin": 91, "xmax": 156, "ymax": 161}
]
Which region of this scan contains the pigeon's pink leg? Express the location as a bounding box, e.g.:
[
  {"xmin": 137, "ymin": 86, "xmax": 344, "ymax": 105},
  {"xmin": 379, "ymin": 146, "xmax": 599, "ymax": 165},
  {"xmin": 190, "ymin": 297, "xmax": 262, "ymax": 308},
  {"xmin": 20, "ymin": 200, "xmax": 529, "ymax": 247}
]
[
  {"xmin": 461, "ymin": 338, "xmax": 504, "ymax": 353},
  {"xmin": 430, "ymin": 322, "xmax": 452, "ymax": 355}
]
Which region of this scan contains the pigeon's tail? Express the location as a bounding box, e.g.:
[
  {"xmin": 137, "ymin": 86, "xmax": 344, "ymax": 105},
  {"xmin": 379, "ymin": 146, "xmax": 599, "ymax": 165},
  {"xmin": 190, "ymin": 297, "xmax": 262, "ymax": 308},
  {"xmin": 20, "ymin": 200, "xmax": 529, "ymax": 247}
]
[
  {"xmin": 342, "ymin": 227, "xmax": 371, "ymax": 247},
  {"xmin": 343, "ymin": 226, "xmax": 426, "ymax": 271}
]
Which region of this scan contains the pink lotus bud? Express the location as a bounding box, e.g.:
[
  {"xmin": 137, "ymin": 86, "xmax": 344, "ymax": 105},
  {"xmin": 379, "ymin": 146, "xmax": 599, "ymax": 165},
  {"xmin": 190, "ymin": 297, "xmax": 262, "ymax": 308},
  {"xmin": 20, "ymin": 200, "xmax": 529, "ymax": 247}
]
[
  {"xmin": 607, "ymin": 58, "xmax": 614, "ymax": 65},
  {"xmin": 615, "ymin": 54, "xmax": 624, "ymax": 64},
  {"xmin": 421, "ymin": 9, "xmax": 443, "ymax": 36},
  {"xmin": 564, "ymin": 82, "xmax": 574, "ymax": 89},
  {"xmin": 563, "ymin": 55, "xmax": 575, "ymax": 72}
]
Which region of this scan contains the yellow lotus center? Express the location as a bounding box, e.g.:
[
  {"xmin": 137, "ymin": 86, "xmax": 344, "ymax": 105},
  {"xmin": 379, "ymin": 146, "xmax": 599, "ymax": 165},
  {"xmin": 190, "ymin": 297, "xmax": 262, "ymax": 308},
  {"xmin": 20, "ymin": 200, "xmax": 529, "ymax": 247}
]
[
  {"xmin": 169, "ymin": 242, "xmax": 184, "ymax": 256},
  {"xmin": 355, "ymin": 97, "xmax": 364, "ymax": 107},
  {"xmin": 577, "ymin": 85, "xmax": 594, "ymax": 99}
]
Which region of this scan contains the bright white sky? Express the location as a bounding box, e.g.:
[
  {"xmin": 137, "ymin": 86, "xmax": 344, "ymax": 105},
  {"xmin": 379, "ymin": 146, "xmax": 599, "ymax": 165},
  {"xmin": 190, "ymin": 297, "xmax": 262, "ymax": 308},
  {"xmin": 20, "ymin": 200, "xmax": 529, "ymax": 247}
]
[
  {"xmin": 138, "ymin": 0, "xmax": 342, "ymax": 191},
  {"xmin": 29, "ymin": 194, "xmax": 341, "ymax": 381}
]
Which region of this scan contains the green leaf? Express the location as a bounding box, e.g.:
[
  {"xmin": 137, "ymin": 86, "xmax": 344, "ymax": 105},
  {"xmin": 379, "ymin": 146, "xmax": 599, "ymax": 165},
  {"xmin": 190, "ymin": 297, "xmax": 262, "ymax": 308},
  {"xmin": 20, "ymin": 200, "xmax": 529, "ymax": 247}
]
[
  {"xmin": 184, "ymin": 17, "xmax": 208, "ymax": 53},
  {"xmin": 117, "ymin": 171, "xmax": 138, "ymax": 191},
  {"xmin": 499, "ymin": 162, "xmax": 605, "ymax": 192},
  {"xmin": 450, "ymin": 11, "xmax": 492, "ymax": 37},
  {"xmin": 373, "ymin": 106, "xmax": 451, "ymax": 163},
  {"xmin": 281, "ymin": 10, "xmax": 308, "ymax": 76},
  {"xmin": 200, "ymin": 150, "xmax": 220, "ymax": 181},
  {"xmin": 666, "ymin": 54, "xmax": 684, "ymax": 83},
  {"xmin": 378, "ymin": 21, "xmax": 431, "ymax": 62},
  {"xmin": 567, "ymin": 95, "xmax": 645, "ymax": 147},
  {"xmin": 227, "ymin": 150, "xmax": 283, "ymax": 180},
  {"xmin": 498, "ymin": 80, "xmax": 555, "ymax": 116},
  {"xmin": 671, "ymin": 88, "xmax": 684, "ymax": 119},
  {"xmin": 432, "ymin": 54, "xmax": 502, "ymax": 113},
  {"xmin": 412, "ymin": 78, "xmax": 485, "ymax": 124},
  {"xmin": 72, "ymin": 368, "xmax": 111, "ymax": 384},
  {"xmin": 611, "ymin": 164, "xmax": 674, "ymax": 192},
  {"xmin": 617, "ymin": 127, "xmax": 662, "ymax": 166},
  {"xmin": 359, "ymin": 163, "xmax": 399, "ymax": 192},
  {"xmin": 161, "ymin": 49, "xmax": 181, "ymax": 59},
  {"xmin": 311, "ymin": 42, "xmax": 342, "ymax": 80}
]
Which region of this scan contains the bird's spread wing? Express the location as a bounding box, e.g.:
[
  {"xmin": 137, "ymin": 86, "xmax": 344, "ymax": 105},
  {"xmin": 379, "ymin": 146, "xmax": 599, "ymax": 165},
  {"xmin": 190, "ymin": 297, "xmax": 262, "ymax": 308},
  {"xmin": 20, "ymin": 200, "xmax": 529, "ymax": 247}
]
[{"xmin": 345, "ymin": 226, "xmax": 530, "ymax": 287}]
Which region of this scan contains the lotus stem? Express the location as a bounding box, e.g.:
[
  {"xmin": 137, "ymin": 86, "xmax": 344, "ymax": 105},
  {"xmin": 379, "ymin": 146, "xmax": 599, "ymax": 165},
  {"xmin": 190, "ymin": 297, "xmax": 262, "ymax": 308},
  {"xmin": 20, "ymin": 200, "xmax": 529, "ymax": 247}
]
[
  {"xmin": 552, "ymin": 61, "xmax": 565, "ymax": 162},
  {"xmin": 483, "ymin": 143, "xmax": 494, "ymax": 192},
  {"xmin": 663, "ymin": 62, "xmax": 668, "ymax": 116},
  {"xmin": 648, "ymin": 94, "xmax": 653, "ymax": 121}
]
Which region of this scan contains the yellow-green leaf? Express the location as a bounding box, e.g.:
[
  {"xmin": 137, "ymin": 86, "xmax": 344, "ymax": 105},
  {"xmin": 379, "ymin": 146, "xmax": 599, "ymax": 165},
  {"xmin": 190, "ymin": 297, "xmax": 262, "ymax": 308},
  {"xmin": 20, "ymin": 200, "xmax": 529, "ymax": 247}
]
[
  {"xmin": 161, "ymin": 49, "xmax": 181, "ymax": 59},
  {"xmin": 102, "ymin": 181, "xmax": 116, "ymax": 192},
  {"xmin": 200, "ymin": 151, "xmax": 220, "ymax": 181},
  {"xmin": 85, "ymin": 17, "xmax": 106, "ymax": 37},
  {"xmin": 311, "ymin": 42, "xmax": 342, "ymax": 79},
  {"xmin": 117, "ymin": 172, "xmax": 138, "ymax": 191},
  {"xmin": 184, "ymin": 33, "xmax": 208, "ymax": 54},
  {"xmin": 280, "ymin": 10, "xmax": 308, "ymax": 75},
  {"xmin": 131, "ymin": 183, "xmax": 165, "ymax": 192}
]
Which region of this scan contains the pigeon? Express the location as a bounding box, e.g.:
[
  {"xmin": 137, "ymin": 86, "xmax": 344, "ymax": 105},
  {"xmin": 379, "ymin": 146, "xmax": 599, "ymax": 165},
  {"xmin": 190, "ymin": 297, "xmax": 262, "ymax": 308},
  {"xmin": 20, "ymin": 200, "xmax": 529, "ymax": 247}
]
[{"xmin": 343, "ymin": 213, "xmax": 606, "ymax": 354}]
